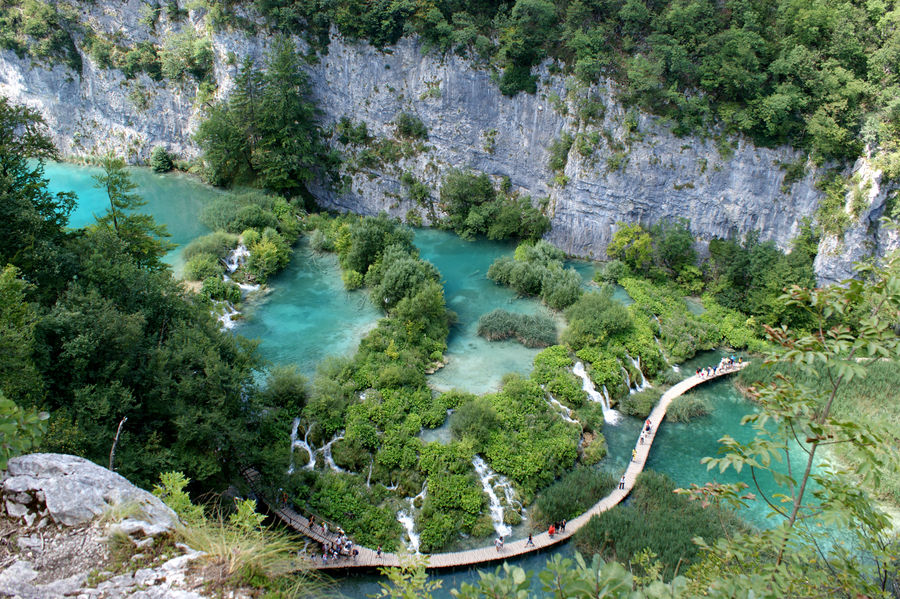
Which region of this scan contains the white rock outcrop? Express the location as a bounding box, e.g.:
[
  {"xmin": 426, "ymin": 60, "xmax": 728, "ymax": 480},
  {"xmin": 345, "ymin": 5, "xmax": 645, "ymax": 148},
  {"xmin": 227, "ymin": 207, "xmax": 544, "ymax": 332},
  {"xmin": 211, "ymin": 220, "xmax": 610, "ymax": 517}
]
[{"xmin": 2, "ymin": 453, "xmax": 177, "ymax": 530}]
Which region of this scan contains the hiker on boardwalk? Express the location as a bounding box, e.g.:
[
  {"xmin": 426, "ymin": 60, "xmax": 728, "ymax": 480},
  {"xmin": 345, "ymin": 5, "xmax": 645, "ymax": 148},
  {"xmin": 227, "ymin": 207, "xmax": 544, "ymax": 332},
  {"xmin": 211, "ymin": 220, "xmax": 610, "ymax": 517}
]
[
  {"xmin": 377, "ymin": 545, "xmax": 382, "ymax": 558},
  {"xmin": 561, "ymin": 519, "xmax": 566, "ymax": 532},
  {"xmin": 549, "ymin": 524, "xmax": 556, "ymax": 537},
  {"xmin": 618, "ymin": 474, "xmax": 626, "ymax": 489},
  {"xmin": 632, "ymin": 448, "xmax": 638, "ymax": 461},
  {"xmin": 526, "ymin": 534, "xmax": 534, "ymax": 547}
]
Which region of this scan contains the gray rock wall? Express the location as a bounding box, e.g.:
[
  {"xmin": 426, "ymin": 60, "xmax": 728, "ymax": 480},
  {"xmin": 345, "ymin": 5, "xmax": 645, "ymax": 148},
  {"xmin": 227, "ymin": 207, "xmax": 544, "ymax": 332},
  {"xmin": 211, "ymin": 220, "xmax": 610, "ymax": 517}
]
[{"xmin": 0, "ymin": 2, "xmax": 894, "ymax": 280}]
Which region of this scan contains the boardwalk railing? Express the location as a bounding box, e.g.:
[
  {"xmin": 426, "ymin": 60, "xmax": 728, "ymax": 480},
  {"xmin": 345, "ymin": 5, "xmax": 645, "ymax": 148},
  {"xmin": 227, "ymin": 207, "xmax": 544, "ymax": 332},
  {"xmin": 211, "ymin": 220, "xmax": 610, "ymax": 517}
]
[{"xmin": 244, "ymin": 362, "xmax": 747, "ymax": 570}]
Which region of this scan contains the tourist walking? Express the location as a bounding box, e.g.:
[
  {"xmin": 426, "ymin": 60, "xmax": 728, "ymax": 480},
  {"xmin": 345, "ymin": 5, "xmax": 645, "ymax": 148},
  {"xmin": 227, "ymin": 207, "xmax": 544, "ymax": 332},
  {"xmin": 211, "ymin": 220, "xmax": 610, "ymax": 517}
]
[
  {"xmin": 549, "ymin": 524, "xmax": 556, "ymax": 537},
  {"xmin": 632, "ymin": 448, "xmax": 637, "ymax": 461},
  {"xmin": 526, "ymin": 533, "xmax": 534, "ymax": 547},
  {"xmin": 376, "ymin": 545, "xmax": 382, "ymax": 558},
  {"xmin": 560, "ymin": 519, "xmax": 566, "ymax": 532},
  {"xmin": 618, "ymin": 474, "xmax": 626, "ymax": 489}
]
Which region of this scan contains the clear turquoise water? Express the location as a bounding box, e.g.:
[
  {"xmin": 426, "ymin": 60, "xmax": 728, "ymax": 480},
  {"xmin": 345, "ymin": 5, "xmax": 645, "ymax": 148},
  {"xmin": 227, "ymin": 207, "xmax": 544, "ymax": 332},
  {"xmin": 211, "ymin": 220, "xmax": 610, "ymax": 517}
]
[
  {"xmin": 234, "ymin": 241, "xmax": 382, "ymax": 376},
  {"xmin": 44, "ymin": 162, "xmax": 220, "ymax": 271},
  {"xmin": 48, "ymin": 163, "xmax": 829, "ymax": 595},
  {"xmin": 414, "ymin": 229, "xmax": 559, "ymax": 394}
]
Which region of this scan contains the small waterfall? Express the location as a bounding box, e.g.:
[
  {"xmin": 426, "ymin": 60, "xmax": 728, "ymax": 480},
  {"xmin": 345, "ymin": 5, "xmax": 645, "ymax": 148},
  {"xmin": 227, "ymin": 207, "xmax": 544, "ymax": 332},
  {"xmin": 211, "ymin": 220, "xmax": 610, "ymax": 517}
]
[
  {"xmin": 625, "ymin": 353, "xmax": 652, "ymax": 393},
  {"xmin": 397, "ymin": 484, "xmax": 426, "ymax": 553},
  {"xmin": 397, "ymin": 506, "xmax": 421, "ymax": 553},
  {"xmin": 320, "ymin": 433, "xmax": 346, "ymax": 473},
  {"xmin": 224, "ymin": 244, "xmax": 251, "ymax": 273},
  {"xmin": 472, "ymin": 456, "xmax": 517, "ymax": 538},
  {"xmin": 217, "ymin": 302, "xmax": 240, "ymax": 330},
  {"xmin": 655, "ymin": 337, "xmax": 679, "ymax": 373},
  {"xmin": 288, "ymin": 424, "xmax": 316, "ymax": 473},
  {"xmin": 573, "ymin": 361, "xmax": 622, "ymax": 424},
  {"xmin": 547, "ymin": 397, "xmax": 578, "ymax": 424}
]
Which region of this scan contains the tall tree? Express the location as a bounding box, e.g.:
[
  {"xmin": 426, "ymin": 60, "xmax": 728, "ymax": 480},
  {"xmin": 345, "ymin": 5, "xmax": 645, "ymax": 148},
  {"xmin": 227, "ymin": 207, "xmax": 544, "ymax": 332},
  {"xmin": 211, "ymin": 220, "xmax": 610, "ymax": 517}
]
[
  {"xmin": 0, "ymin": 96, "xmax": 76, "ymax": 301},
  {"xmin": 92, "ymin": 154, "xmax": 174, "ymax": 271}
]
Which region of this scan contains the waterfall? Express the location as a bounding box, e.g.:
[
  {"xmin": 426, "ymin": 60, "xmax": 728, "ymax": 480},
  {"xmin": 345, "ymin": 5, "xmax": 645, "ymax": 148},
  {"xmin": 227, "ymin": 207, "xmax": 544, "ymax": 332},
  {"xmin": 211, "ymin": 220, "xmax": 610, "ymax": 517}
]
[
  {"xmin": 320, "ymin": 433, "xmax": 346, "ymax": 473},
  {"xmin": 224, "ymin": 244, "xmax": 251, "ymax": 273},
  {"xmin": 573, "ymin": 361, "xmax": 622, "ymax": 424},
  {"xmin": 397, "ymin": 483, "xmax": 427, "ymax": 553},
  {"xmin": 546, "ymin": 396, "xmax": 578, "ymax": 424},
  {"xmin": 287, "ymin": 423, "xmax": 316, "ymax": 473},
  {"xmin": 217, "ymin": 302, "xmax": 240, "ymax": 330},
  {"xmin": 655, "ymin": 337, "xmax": 679, "ymax": 373},
  {"xmin": 397, "ymin": 506, "xmax": 421, "ymax": 553},
  {"xmin": 624, "ymin": 353, "xmax": 652, "ymax": 393},
  {"xmin": 472, "ymin": 456, "xmax": 519, "ymax": 538}
]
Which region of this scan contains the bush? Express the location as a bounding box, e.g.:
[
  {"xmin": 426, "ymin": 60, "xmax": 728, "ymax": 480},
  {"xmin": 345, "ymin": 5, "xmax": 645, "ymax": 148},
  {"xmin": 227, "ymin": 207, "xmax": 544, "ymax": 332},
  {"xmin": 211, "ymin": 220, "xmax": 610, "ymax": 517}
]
[
  {"xmin": 476, "ymin": 309, "xmax": 557, "ymax": 348},
  {"xmin": 182, "ymin": 231, "xmax": 239, "ymax": 261},
  {"xmin": 533, "ymin": 468, "xmax": 616, "ymax": 528},
  {"xmin": 619, "ymin": 387, "xmax": 661, "ymax": 418},
  {"xmin": 150, "ymin": 146, "xmax": 175, "ymax": 172},
  {"xmin": 200, "ymin": 277, "xmax": 241, "ymax": 304},
  {"xmin": 201, "ymin": 192, "xmax": 278, "ymax": 234},
  {"xmin": 562, "ymin": 288, "xmax": 632, "ymax": 348},
  {"xmin": 574, "ymin": 471, "xmax": 747, "ymax": 581},
  {"xmin": 581, "ymin": 433, "xmax": 607, "ymax": 465},
  {"xmin": 394, "ymin": 112, "xmax": 428, "ymax": 139},
  {"xmin": 666, "ymin": 393, "xmax": 711, "ymax": 422},
  {"xmin": 183, "ymin": 253, "xmax": 223, "ymax": 280},
  {"xmin": 532, "ymin": 345, "xmax": 574, "ymax": 384}
]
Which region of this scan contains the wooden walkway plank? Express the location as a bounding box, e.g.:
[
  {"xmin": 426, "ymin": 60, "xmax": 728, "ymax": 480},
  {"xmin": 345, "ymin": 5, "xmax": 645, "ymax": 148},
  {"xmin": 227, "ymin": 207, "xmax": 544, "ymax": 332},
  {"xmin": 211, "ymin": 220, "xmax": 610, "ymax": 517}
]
[{"xmin": 246, "ymin": 363, "xmax": 747, "ymax": 571}]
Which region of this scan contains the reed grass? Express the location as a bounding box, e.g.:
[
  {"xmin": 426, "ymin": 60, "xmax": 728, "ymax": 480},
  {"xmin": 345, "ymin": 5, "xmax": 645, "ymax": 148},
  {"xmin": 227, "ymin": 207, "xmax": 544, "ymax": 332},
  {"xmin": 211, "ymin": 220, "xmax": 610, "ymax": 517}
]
[{"xmin": 476, "ymin": 309, "xmax": 557, "ymax": 348}]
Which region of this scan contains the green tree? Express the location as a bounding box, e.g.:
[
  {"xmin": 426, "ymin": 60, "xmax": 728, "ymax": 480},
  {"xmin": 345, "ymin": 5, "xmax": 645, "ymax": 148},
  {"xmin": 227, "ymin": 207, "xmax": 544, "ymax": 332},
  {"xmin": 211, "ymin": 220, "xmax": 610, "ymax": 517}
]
[
  {"xmin": 195, "ymin": 37, "xmax": 331, "ymax": 196},
  {"xmin": 0, "ymin": 266, "xmax": 43, "ymax": 404},
  {"xmin": 93, "ymin": 154, "xmax": 174, "ymax": 271},
  {"xmin": 684, "ymin": 254, "xmax": 900, "ymax": 596},
  {"xmin": 0, "ymin": 97, "xmax": 76, "ymax": 302},
  {"xmin": 0, "ymin": 392, "xmax": 48, "ymax": 470},
  {"xmin": 607, "ymin": 222, "xmax": 653, "ymax": 272}
]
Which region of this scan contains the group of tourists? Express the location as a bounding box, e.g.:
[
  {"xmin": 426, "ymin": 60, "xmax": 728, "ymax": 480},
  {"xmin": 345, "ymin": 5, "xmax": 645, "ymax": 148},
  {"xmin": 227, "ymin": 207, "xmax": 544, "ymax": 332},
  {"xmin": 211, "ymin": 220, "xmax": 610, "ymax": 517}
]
[
  {"xmin": 548, "ymin": 519, "xmax": 567, "ymax": 538},
  {"xmin": 696, "ymin": 355, "xmax": 741, "ymax": 378},
  {"xmin": 318, "ymin": 529, "xmax": 358, "ymax": 564}
]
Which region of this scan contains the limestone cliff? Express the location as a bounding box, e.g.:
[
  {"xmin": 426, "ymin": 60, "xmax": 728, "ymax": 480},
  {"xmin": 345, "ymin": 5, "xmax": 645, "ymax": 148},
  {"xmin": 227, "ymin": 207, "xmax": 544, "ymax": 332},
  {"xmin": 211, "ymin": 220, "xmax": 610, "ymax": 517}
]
[{"xmin": 0, "ymin": 1, "xmax": 895, "ymax": 282}]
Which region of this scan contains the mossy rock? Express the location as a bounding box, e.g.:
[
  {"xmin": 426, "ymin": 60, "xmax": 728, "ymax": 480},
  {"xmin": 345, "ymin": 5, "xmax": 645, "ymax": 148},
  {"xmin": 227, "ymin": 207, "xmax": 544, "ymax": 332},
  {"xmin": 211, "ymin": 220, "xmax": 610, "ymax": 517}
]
[
  {"xmin": 471, "ymin": 514, "xmax": 495, "ymax": 538},
  {"xmin": 503, "ymin": 509, "xmax": 522, "ymax": 526}
]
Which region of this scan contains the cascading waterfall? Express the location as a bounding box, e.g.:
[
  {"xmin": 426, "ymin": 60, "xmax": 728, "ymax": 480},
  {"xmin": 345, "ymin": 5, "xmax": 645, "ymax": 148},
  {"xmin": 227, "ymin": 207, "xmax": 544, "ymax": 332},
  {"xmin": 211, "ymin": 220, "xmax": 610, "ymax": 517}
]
[
  {"xmin": 472, "ymin": 456, "xmax": 515, "ymax": 538},
  {"xmin": 397, "ymin": 483, "xmax": 427, "ymax": 553},
  {"xmin": 655, "ymin": 337, "xmax": 679, "ymax": 372},
  {"xmin": 287, "ymin": 418, "xmax": 315, "ymax": 474},
  {"xmin": 224, "ymin": 244, "xmax": 251, "ymax": 273},
  {"xmin": 624, "ymin": 353, "xmax": 652, "ymax": 393},
  {"xmin": 573, "ymin": 361, "xmax": 622, "ymax": 424},
  {"xmin": 546, "ymin": 396, "xmax": 579, "ymax": 424},
  {"xmin": 287, "ymin": 422, "xmax": 347, "ymax": 474},
  {"xmin": 217, "ymin": 303, "xmax": 240, "ymax": 330},
  {"xmin": 320, "ymin": 433, "xmax": 346, "ymax": 473}
]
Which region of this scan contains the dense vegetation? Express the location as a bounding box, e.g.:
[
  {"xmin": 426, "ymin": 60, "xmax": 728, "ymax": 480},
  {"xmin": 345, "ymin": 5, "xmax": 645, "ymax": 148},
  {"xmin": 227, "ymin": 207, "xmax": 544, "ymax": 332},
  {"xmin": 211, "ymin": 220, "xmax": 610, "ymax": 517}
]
[
  {"xmin": 438, "ymin": 170, "xmax": 550, "ymax": 241},
  {"xmin": 0, "ymin": 97, "xmax": 290, "ymax": 491},
  {"xmin": 195, "ymin": 39, "xmax": 335, "ymax": 196},
  {"xmin": 532, "ymin": 467, "xmax": 616, "ymax": 528},
  {"xmin": 476, "ymin": 309, "xmax": 557, "ymax": 347},
  {"xmin": 574, "ymin": 471, "xmax": 747, "ymax": 581},
  {"xmin": 487, "ymin": 240, "xmax": 583, "ymax": 309},
  {"xmin": 178, "ymin": 0, "xmax": 900, "ymax": 166}
]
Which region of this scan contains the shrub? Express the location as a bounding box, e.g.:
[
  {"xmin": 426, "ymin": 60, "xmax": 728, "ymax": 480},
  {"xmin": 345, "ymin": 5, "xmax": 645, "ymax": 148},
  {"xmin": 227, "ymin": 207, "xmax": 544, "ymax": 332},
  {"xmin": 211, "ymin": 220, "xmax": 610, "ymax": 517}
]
[
  {"xmin": 619, "ymin": 387, "xmax": 661, "ymax": 418},
  {"xmin": 476, "ymin": 309, "xmax": 557, "ymax": 348},
  {"xmin": 183, "ymin": 253, "xmax": 223, "ymax": 280},
  {"xmin": 245, "ymin": 230, "xmax": 292, "ymax": 283},
  {"xmin": 562, "ymin": 288, "xmax": 632, "ymax": 348},
  {"xmin": 200, "ymin": 277, "xmax": 241, "ymax": 303},
  {"xmin": 150, "ymin": 146, "xmax": 175, "ymax": 172},
  {"xmin": 548, "ymin": 133, "xmax": 573, "ymax": 172},
  {"xmin": 533, "ymin": 468, "xmax": 616, "ymax": 528},
  {"xmin": 532, "ymin": 345, "xmax": 574, "ymax": 384},
  {"xmin": 574, "ymin": 471, "xmax": 747, "ymax": 581},
  {"xmin": 182, "ymin": 231, "xmax": 239, "ymax": 261},
  {"xmin": 666, "ymin": 393, "xmax": 711, "ymax": 422},
  {"xmin": 581, "ymin": 433, "xmax": 607, "ymax": 465},
  {"xmin": 394, "ymin": 112, "xmax": 428, "ymax": 140}
]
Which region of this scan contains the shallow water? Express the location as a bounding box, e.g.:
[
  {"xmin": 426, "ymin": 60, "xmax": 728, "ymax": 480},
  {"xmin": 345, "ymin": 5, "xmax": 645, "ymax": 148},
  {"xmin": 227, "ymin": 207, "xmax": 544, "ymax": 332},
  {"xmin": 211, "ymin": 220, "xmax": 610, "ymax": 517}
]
[
  {"xmin": 414, "ymin": 229, "xmax": 560, "ymax": 394},
  {"xmin": 234, "ymin": 241, "xmax": 382, "ymax": 376},
  {"xmin": 44, "ymin": 162, "xmax": 219, "ymax": 271}
]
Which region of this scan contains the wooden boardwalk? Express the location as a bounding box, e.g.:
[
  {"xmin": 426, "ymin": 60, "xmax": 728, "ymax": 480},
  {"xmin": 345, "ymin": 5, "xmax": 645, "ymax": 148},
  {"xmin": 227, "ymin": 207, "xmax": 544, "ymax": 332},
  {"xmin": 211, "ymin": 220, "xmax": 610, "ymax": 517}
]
[{"xmin": 245, "ymin": 362, "xmax": 747, "ymax": 571}]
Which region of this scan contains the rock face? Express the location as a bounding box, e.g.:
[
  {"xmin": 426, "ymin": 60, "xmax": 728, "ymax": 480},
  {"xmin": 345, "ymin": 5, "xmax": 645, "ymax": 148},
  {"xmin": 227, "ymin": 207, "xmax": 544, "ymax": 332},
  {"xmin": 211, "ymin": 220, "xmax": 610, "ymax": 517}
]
[
  {"xmin": 0, "ymin": 2, "xmax": 896, "ymax": 279},
  {"xmin": 2, "ymin": 453, "xmax": 177, "ymax": 530}
]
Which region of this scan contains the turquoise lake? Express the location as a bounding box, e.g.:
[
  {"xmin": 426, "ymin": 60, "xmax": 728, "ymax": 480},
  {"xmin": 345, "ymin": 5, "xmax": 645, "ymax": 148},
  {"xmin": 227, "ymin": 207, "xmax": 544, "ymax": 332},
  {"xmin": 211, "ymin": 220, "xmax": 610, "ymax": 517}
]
[{"xmin": 48, "ymin": 162, "xmax": 832, "ymax": 595}]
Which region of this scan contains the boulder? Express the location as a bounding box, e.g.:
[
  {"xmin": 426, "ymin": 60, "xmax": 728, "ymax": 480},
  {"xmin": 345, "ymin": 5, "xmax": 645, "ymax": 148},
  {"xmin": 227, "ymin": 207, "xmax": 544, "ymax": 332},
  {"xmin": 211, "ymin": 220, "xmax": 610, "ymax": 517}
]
[{"xmin": 2, "ymin": 453, "xmax": 177, "ymax": 532}]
